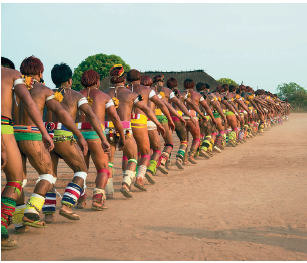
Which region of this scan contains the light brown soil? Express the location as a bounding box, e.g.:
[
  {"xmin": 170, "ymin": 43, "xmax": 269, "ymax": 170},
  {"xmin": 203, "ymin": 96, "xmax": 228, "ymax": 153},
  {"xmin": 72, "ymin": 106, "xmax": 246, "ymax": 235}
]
[{"xmin": 1, "ymin": 113, "xmax": 307, "ymax": 261}]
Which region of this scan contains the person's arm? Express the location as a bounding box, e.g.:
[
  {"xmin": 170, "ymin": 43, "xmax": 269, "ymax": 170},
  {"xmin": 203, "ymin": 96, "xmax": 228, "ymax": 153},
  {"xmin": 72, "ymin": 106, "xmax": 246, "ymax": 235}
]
[
  {"xmin": 14, "ymin": 83, "xmax": 54, "ymax": 151},
  {"xmin": 45, "ymin": 97, "xmax": 88, "ymax": 156},
  {"xmin": 1, "ymin": 134, "xmax": 7, "ymax": 170},
  {"xmin": 79, "ymin": 103, "xmax": 110, "ymax": 153},
  {"xmin": 170, "ymin": 96, "xmax": 197, "ymax": 125},
  {"xmin": 185, "ymin": 97, "xmax": 207, "ymax": 121},
  {"xmin": 106, "ymin": 105, "xmax": 125, "ymax": 150},
  {"xmin": 235, "ymin": 98, "xmax": 253, "ymax": 119},
  {"xmin": 211, "ymin": 100, "xmax": 227, "ymax": 124},
  {"xmin": 162, "ymin": 100, "xmax": 186, "ymax": 126},
  {"xmin": 221, "ymin": 100, "xmax": 242, "ymax": 122},
  {"xmin": 199, "ymin": 100, "xmax": 215, "ymax": 124},
  {"xmin": 134, "ymin": 100, "xmax": 165, "ymax": 137},
  {"xmin": 150, "ymin": 95, "xmax": 175, "ymax": 131}
]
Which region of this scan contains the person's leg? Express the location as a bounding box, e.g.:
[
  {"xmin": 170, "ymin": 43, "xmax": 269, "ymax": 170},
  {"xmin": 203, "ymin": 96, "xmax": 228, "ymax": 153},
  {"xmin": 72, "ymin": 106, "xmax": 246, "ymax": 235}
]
[
  {"xmin": 53, "ymin": 141, "xmax": 88, "ymax": 220},
  {"xmin": 83, "ymin": 140, "xmax": 110, "ymax": 210},
  {"xmin": 12, "ymin": 149, "xmax": 28, "ymax": 234},
  {"xmin": 174, "ymin": 121, "xmax": 188, "ymax": 169},
  {"xmin": 16, "ymin": 141, "xmax": 55, "ymax": 227},
  {"xmin": 186, "ymin": 119, "xmax": 200, "ymax": 164},
  {"xmin": 157, "ymin": 122, "xmax": 173, "ymax": 174},
  {"xmin": 146, "ymin": 129, "xmax": 161, "ymax": 184},
  {"xmin": 132, "ymin": 127, "xmax": 150, "ymax": 191},
  {"xmin": 42, "ymin": 151, "xmax": 58, "ymax": 223},
  {"xmin": 1, "ymin": 134, "xmax": 23, "ymax": 249},
  {"xmin": 105, "ymin": 142, "xmax": 116, "ymax": 199},
  {"xmin": 120, "ymin": 137, "xmax": 138, "ymax": 198}
]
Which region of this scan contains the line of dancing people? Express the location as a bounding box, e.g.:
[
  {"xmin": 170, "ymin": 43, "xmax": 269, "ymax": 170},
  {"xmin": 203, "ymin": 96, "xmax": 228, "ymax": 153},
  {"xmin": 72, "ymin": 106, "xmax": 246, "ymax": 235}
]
[{"xmin": 1, "ymin": 56, "xmax": 292, "ymax": 250}]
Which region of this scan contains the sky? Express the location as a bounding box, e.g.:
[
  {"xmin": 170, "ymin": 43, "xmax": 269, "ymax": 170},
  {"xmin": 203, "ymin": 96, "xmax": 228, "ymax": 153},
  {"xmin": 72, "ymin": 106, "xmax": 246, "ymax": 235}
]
[{"xmin": 1, "ymin": 3, "xmax": 307, "ymax": 93}]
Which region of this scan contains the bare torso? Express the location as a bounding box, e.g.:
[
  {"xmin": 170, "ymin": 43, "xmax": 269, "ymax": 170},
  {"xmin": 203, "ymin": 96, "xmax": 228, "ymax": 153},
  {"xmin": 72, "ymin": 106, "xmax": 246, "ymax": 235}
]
[
  {"xmin": 77, "ymin": 88, "xmax": 110, "ymax": 124},
  {"xmin": 104, "ymin": 86, "xmax": 136, "ymax": 121},
  {"xmin": 1, "ymin": 68, "xmax": 22, "ymax": 119}
]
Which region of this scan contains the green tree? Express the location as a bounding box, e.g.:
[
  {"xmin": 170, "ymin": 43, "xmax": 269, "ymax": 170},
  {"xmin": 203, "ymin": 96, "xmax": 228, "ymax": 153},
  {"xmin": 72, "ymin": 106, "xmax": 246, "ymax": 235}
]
[
  {"xmin": 72, "ymin": 53, "xmax": 131, "ymax": 91},
  {"xmin": 216, "ymin": 78, "xmax": 239, "ymax": 86},
  {"xmin": 277, "ymin": 82, "xmax": 307, "ymax": 111}
]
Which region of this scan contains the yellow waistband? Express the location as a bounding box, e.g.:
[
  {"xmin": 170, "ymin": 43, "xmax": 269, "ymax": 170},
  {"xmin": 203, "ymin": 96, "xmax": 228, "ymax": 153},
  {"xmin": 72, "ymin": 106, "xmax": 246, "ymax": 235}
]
[
  {"xmin": 155, "ymin": 109, "xmax": 164, "ymax": 116},
  {"xmin": 131, "ymin": 114, "xmax": 147, "ymax": 125}
]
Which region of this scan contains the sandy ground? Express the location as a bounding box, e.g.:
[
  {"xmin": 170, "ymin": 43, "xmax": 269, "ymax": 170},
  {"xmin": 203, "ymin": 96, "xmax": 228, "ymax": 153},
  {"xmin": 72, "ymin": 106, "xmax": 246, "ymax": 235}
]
[{"xmin": 1, "ymin": 113, "xmax": 307, "ymax": 261}]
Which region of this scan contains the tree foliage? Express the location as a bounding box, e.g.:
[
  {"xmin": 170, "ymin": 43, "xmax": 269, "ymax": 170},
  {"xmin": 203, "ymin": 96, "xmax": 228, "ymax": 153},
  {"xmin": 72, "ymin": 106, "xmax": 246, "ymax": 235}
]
[
  {"xmin": 277, "ymin": 82, "xmax": 307, "ymax": 111},
  {"xmin": 216, "ymin": 78, "xmax": 239, "ymax": 86},
  {"xmin": 72, "ymin": 53, "xmax": 131, "ymax": 91}
]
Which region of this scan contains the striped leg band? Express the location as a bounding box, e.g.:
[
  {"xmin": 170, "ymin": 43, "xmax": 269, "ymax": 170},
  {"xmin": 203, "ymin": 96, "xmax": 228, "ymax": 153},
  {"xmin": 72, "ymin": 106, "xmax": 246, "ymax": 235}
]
[
  {"xmin": 61, "ymin": 182, "xmax": 82, "ymax": 208},
  {"xmin": 42, "ymin": 192, "xmax": 56, "ymax": 214},
  {"xmin": 1, "ymin": 197, "xmax": 16, "ymax": 240}
]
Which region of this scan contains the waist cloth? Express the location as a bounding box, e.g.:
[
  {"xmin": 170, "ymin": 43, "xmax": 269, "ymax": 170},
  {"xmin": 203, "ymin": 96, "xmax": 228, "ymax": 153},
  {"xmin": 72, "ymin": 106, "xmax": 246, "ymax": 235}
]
[
  {"xmin": 170, "ymin": 110, "xmax": 182, "ymax": 122},
  {"xmin": 74, "ymin": 123, "xmax": 105, "ymax": 140},
  {"xmin": 131, "ymin": 114, "xmax": 147, "ymax": 128},
  {"xmin": 13, "ymin": 125, "xmax": 42, "ymax": 141},
  {"xmin": 105, "ymin": 121, "xmax": 132, "ymax": 141}
]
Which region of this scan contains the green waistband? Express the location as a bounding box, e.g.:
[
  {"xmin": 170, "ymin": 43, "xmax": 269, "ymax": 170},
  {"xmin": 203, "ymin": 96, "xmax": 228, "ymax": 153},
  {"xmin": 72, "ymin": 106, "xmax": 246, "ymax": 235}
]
[
  {"xmin": 1, "ymin": 125, "xmax": 14, "ymax": 135},
  {"xmin": 54, "ymin": 130, "xmax": 73, "ymax": 137},
  {"xmin": 156, "ymin": 115, "xmax": 168, "ymax": 124},
  {"xmin": 14, "ymin": 132, "xmax": 42, "ymax": 141},
  {"xmin": 213, "ymin": 111, "xmax": 221, "ymax": 119},
  {"xmin": 225, "ymin": 110, "xmax": 235, "ymax": 116},
  {"xmin": 74, "ymin": 130, "xmax": 106, "ymax": 141}
]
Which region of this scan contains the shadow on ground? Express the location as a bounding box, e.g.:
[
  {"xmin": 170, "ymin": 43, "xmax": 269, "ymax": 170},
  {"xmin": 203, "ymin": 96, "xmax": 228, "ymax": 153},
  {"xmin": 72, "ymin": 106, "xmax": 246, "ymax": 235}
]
[{"xmin": 148, "ymin": 226, "xmax": 307, "ymax": 254}]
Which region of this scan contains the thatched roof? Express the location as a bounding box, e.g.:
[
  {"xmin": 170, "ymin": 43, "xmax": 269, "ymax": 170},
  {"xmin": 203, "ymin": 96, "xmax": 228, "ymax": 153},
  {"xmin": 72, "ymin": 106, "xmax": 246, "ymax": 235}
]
[{"xmin": 99, "ymin": 70, "xmax": 220, "ymax": 92}]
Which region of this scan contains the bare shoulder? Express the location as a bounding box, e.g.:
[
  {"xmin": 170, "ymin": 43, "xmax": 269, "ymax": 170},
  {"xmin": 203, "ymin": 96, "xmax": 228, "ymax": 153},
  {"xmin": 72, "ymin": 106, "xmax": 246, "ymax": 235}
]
[{"xmin": 70, "ymin": 88, "xmax": 85, "ymax": 100}]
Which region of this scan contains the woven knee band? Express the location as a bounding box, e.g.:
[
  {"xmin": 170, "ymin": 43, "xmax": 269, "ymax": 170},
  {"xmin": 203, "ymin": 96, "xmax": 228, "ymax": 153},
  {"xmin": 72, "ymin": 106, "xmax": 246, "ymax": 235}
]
[
  {"xmin": 180, "ymin": 141, "xmax": 188, "ymax": 146},
  {"xmin": 36, "ymin": 174, "xmax": 54, "ymax": 185},
  {"xmin": 153, "ymin": 150, "xmax": 161, "ymax": 155},
  {"xmin": 122, "ymin": 156, "xmax": 128, "ymax": 161},
  {"xmin": 122, "ymin": 170, "xmax": 135, "ymax": 186},
  {"xmin": 97, "ymin": 168, "xmax": 110, "ymax": 178},
  {"xmin": 25, "ymin": 193, "xmax": 45, "ymax": 215},
  {"xmin": 164, "ymin": 143, "xmax": 173, "ymax": 149},
  {"xmin": 141, "ymin": 155, "xmax": 150, "ymax": 160},
  {"xmin": 147, "ymin": 160, "xmax": 157, "ymax": 174},
  {"xmin": 193, "ymin": 138, "xmax": 201, "ymax": 144},
  {"xmin": 42, "ymin": 192, "xmax": 56, "ymax": 214},
  {"xmin": 12, "ymin": 204, "xmax": 26, "ymax": 228},
  {"xmin": 61, "ymin": 182, "xmax": 82, "ymax": 208},
  {"xmin": 128, "ymin": 159, "xmax": 138, "ymax": 165},
  {"xmin": 74, "ymin": 171, "xmax": 87, "ymax": 181},
  {"xmin": 3, "ymin": 181, "xmax": 23, "ymax": 197}
]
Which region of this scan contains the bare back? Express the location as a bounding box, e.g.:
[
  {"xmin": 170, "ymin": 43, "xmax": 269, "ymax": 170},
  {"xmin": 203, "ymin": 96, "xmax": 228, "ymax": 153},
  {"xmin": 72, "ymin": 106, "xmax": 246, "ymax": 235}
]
[
  {"xmin": 14, "ymin": 83, "xmax": 53, "ymax": 126},
  {"xmin": 47, "ymin": 88, "xmax": 84, "ymax": 122},
  {"xmin": 104, "ymin": 86, "xmax": 137, "ymax": 121},
  {"xmin": 1, "ymin": 68, "xmax": 22, "ymax": 118},
  {"xmin": 77, "ymin": 89, "xmax": 110, "ymax": 123},
  {"xmin": 130, "ymin": 83, "xmax": 151, "ymax": 115}
]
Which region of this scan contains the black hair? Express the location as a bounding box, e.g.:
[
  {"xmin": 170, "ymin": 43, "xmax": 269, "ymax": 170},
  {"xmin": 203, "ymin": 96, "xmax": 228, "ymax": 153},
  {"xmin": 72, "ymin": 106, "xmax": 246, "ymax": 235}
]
[
  {"xmin": 51, "ymin": 63, "xmax": 72, "ymax": 85},
  {"xmin": 1, "ymin": 57, "xmax": 15, "ymax": 69}
]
